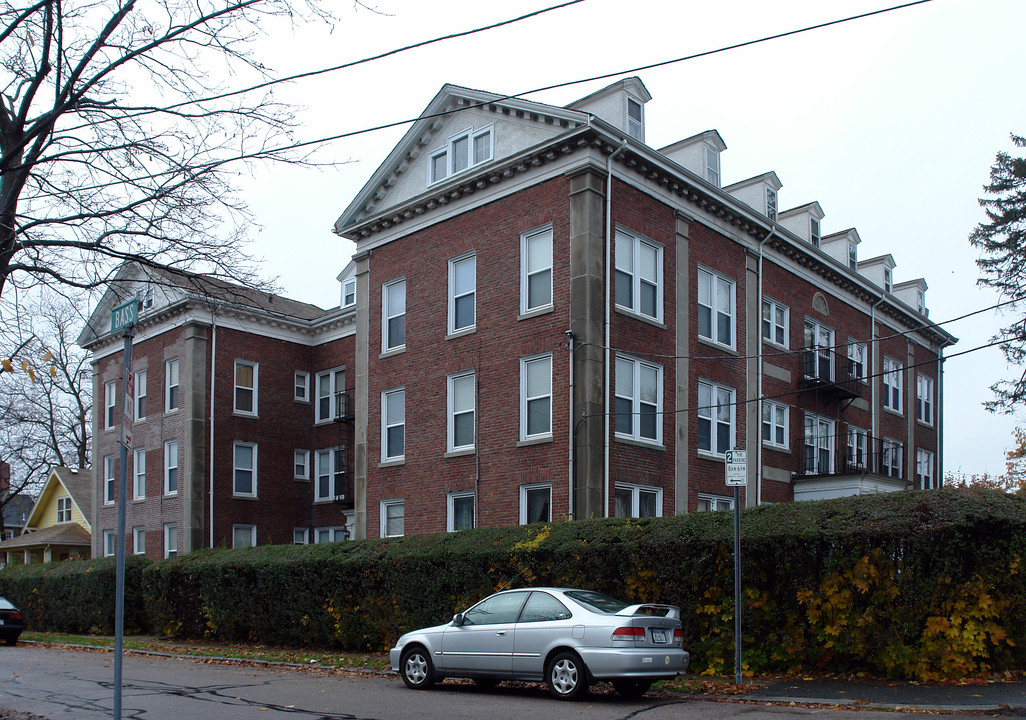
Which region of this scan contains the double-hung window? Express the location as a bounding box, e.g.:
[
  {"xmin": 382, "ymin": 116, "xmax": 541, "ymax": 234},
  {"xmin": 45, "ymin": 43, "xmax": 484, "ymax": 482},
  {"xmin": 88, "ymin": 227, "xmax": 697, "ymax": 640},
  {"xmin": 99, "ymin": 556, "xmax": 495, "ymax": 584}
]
[
  {"xmin": 916, "ymin": 448, "xmax": 935, "ymax": 489},
  {"xmin": 848, "ymin": 342, "xmax": 866, "ymax": 382},
  {"xmin": 448, "ymin": 492, "xmax": 475, "ymax": 532},
  {"xmin": 810, "ymin": 217, "xmax": 821, "ymax": 247},
  {"xmin": 520, "ymin": 354, "xmax": 552, "ymax": 440},
  {"xmin": 615, "ymin": 356, "xmax": 662, "ymax": 444},
  {"xmin": 342, "ymin": 278, "xmax": 356, "ymax": 308},
  {"xmin": 382, "ymin": 279, "xmax": 406, "ymax": 352},
  {"xmin": 316, "ymin": 526, "xmax": 348, "ymax": 543},
  {"xmin": 449, "ymin": 253, "xmax": 476, "ymax": 334},
  {"xmin": 447, "ymin": 371, "xmax": 475, "ymax": 452},
  {"xmin": 916, "ymin": 374, "xmax": 934, "ymax": 425},
  {"xmin": 803, "ymin": 319, "xmax": 834, "ymax": 382},
  {"xmin": 164, "ymin": 440, "xmax": 178, "ymax": 495},
  {"xmin": 697, "ymin": 268, "xmax": 734, "ymax": 347},
  {"xmin": 165, "ymin": 359, "xmax": 179, "ymax": 412},
  {"xmin": 520, "ymin": 484, "xmax": 551, "ymax": 525},
  {"xmin": 847, "ymin": 426, "xmax": 868, "ymax": 469},
  {"xmin": 697, "ymin": 380, "xmax": 734, "ymax": 456},
  {"xmin": 315, "ymin": 368, "xmax": 345, "ymax": 423},
  {"xmin": 705, "ymin": 146, "xmax": 720, "ymax": 186},
  {"xmin": 133, "ymin": 448, "xmax": 146, "ymax": 500},
  {"xmin": 103, "ymin": 530, "xmax": 117, "ymax": 557},
  {"xmin": 761, "ymin": 298, "xmax": 788, "ymax": 347},
  {"xmin": 233, "ymin": 442, "xmax": 257, "ymax": 497},
  {"xmin": 429, "ymin": 127, "xmax": 493, "ymax": 184},
  {"xmin": 381, "ymin": 499, "xmax": 404, "ymax": 537},
  {"xmin": 294, "ymin": 450, "xmax": 310, "ymax": 480},
  {"xmin": 234, "ymin": 361, "xmax": 257, "ymax": 415},
  {"xmin": 848, "ymin": 241, "xmax": 858, "ymax": 270},
  {"xmin": 104, "ymin": 456, "xmax": 116, "ymax": 504},
  {"xmin": 104, "ymin": 381, "xmax": 117, "ymax": 430},
  {"xmin": 135, "ymin": 371, "xmax": 147, "ymax": 421},
  {"xmin": 521, "ymin": 226, "xmax": 553, "ymax": 313},
  {"xmin": 626, "ymin": 97, "xmax": 643, "ymax": 140},
  {"xmin": 294, "ymin": 371, "xmax": 310, "ymax": 402},
  {"xmin": 766, "ymin": 188, "xmax": 778, "ymax": 221},
  {"xmin": 133, "ymin": 527, "xmax": 145, "ymax": 555},
  {"xmin": 882, "ymin": 438, "xmax": 903, "ymax": 478},
  {"xmin": 803, "ymin": 413, "xmax": 834, "ymax": 475},
  {"xmin": 883, "ymin": 357, "xmax": 903, "ymax": 413},
  {"xmin": 315, "ymin": 448, "xmax": 346, "ymax": 502},
  {"xmin": 615, "ymin": 230, "xmax": 662, "ymax": 322},
  {"xmin": 762, "ymin": 400, "xmax": 788, "ymax": 449},
  {"xmin": 614, "ymin": 483, "xmax": 661, "ymax": 518},
  {"xmin": 56, "ymin": 497, "xmax": 72, "ymax": 524},
  {"xmin": 164, "ymin": 524, "xmax": 178, "ymax": 558},
  {"xmin": 382, "ymin": 388, "xmax": 405, "ymax": 462}
]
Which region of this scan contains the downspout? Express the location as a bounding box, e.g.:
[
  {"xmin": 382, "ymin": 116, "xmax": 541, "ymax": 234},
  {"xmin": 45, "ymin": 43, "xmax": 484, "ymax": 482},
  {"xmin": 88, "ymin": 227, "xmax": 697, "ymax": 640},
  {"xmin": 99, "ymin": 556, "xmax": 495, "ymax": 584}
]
[
  {"xmin": 208, "ymin": 315, "xmax": 217, "ymax": 549},
  {"xmin": 474, "ymin": 374, "xmax": 480, "ymax": 528},
  {"xmin": 937, "ymin": 340, "xmax": 949, "ymax": 487},
  {"xmin": 756, "ymin": 227, "xmax": 774, "ymax": 505},
  {"xmin": 605, "ymin": 139, "xmax": 628, "ymax": 518},
  {"xmin": 869, "ymin": 297, "xmax": 885, "ymax": 451},
  {"xmin": 566, "ymin": 330, "xmax": 575, "ymax": 520}
]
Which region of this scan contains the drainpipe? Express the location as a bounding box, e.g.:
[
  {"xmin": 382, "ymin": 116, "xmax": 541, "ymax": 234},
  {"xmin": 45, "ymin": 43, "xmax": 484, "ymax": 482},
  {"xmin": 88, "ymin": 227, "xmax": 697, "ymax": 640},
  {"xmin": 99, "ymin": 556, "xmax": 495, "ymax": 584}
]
[
  {"xmin": 605, "ymin": 139, "xmax": 628, "ymax": 518},
  {"xmin": 869, "ymin": 297, "xmax": 885, "ymax": 454},
  {"xmin": 566, "ymin": 330, "xmax": 575, "ymax": 521},
  {"xmin": 474, "ymin": 374, "xmax": 480, "ymax": 528},
  {"xmin": 936, "ymin": 339, "xmax": 950, "ymax": 487},
  {"xmin": 208, "ymin": 315, "xmax": 217, "ymax": 549},
  {"xmin": 755, "ymin": 228, "xmax": 774, "ymax": 505}
]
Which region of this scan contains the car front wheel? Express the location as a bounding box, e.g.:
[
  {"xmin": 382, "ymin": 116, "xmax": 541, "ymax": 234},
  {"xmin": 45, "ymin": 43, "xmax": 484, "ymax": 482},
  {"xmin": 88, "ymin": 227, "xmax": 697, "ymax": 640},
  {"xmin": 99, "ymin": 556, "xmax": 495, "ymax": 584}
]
[
  {"xmin": 546, "ymin": 651, "xmax": 588, "ymax": 700},
  {"xmin": 399, "ymin": 646, "xmax": 436, "ymax": 690}
]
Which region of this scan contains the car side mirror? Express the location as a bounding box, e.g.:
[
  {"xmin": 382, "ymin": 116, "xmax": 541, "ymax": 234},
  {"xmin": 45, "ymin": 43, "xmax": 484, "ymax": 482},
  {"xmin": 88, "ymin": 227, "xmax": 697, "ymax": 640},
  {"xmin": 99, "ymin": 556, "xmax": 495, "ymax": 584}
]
[{"xmin": 452, "ymin": 613, "xmax": 464, "ymax": 626}]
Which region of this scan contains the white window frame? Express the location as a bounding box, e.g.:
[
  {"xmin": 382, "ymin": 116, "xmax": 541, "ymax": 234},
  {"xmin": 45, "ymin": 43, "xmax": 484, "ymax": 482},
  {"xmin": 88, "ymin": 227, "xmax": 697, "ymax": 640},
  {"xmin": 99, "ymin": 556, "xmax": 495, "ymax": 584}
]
[
  {"xmin": 315, "ymin": 526, "xmax": 348, "ymax": 543},
  {"xmin": 916, "ymin": 448, "xmax": 936, "ymax": 489},
  {"xmin": 882, "ymin": 438, "xmax": 903, "ymax": 478},
  {"xmin": 520, "ymin": 225, "xmax": 553, "ymax": 314},
  {"xmin": 848, "ymin": 341, "xmax": 867, "ymax": 383},
  {"xmin": 382, "ymin": 278, "xmax": 406, "ymax": 353},
  {"xmin": 133, "ymin": 526, "xmax": 145, "ymax": 555},
  {"xmin": 614, "ymin": 355, "xmax": 663, "ymax": 445},
  {"xmin": 916, "ymin": 374, "xmax": 934, "ymax": 426},
  {"xmin": 810, "ymin": 217, "xmax": 821, "ymax": 247},
  {"xmin": 428, "ymin": 126, "xmax": 493, "ymax": 184},
  {"xmin": 232, "ymin": 524, "xmax": 256, "ymax": 549},
  {"xmin": 766, "ymin": 187, "xmax": 777, "ymax": 221},
  {"xmin": 803, "ymin": 413, "xmax": 835, "ymax": 475},
  {"xmin": 294, "ymin": 449, "xmax": 310, "ymax": 480},
  {"xmin": 448, "ymin": 253, "xmax": 476, "ymax": 335},
  {"xmin": 519, "ymin": 483, "xmax": 552, "ymax": 525},
  {"xmin": 103, "ymin": 530, "xmax": 116, "ymax": 557},
  {"xmin": 696, "ymin": 494, "xmax": 734, "ymax": 511},
  {"xmin": 697, "ymin": 380, "xmax": 735, "ymax": 457},
  {"xmin": 133, "ymin": 448, "xmax": 146, "ymax": 501},
  {"xmin": 882, "ymin": 357, "xmax": 903, "ymax": 413},
  {"xmin": 164, "ymin": 440, "xmax": 178, "ymax": 495},
  {"xmin": 520, "ymin": 354, "xmax": 552, "ymax": 441},
  {"xmin": 104, "ymin": 381, "xmax": 116, "ymax": 430},
  {"xmin": 294, "ymin": 371, "xmax": 310, "ymax": 402},
  {"xmin": 315, "ymin": 447, "xmax": 346, "ymax": 502},
  {"xmin": 615, "ymin": 229, "xmax": 663, "ymax": 323},
  {"xmin": 382, "ymin": 388, "xmax": 405, "ymax": 462},
  {"xmin": 447, "ymin": 492, "xmax": 476, "ymax": 532},
  {"xmin": 164, "ymin": 523, "xmax": 178, "ymax": 558},
  {"xmin": 697, "ymin": 267, "xmax": 735, "ymax": 348},
  {"xmin": 135, "ymin": 370, "xmax": 147, "ymax": 422},
  {"xmin": 626, "ymin": 96, "xmax": 643, "ymax": 140},
  {"xmin": 803, "ymin": 318, "xmax": 835, "ymax": 382},
  {"xmin": 56, "ymin": 496, "xmax": 72, "ymax": 524},
  {"xmin": 104, "ymin": 455, "xmax": 116, "ymax": 505},
  {"xmin": 847, "ymin": 426, "xmax": 868, "ymax": 470},
  {"xmin": 613, "ymin": 482, "xmax": 662, "ymax": 518},
  {"xmin": 761, "ymin": 400, "xmax": 788, "ymax": 449},
  {"xmin": 761, "ymin": 298, "xmax": 788, "ymax": 347},
  {"xmin": 705, "ymin": 146, "xmax": 720, "ymax": 186},
  {"xmin": 293, "ymin": 528, "xmax": 309, "ymax": 545},
  {"xmin": 342, "ymin": 278, "xmax": 356, "ymax": 308},
  {"xmin": 233, "ymin": 442, "xmax": 257, "ymax": 498},
  {"xmin": 381, "ymin": 499, "xmax": 405, "ymax": 538},
  {"xmin": 165, "ymin": 358, "xmax": 179, "ymax": 412},
  {"xmin": 315, "ymin": 368, "xmax": 346, "ymax": 423},
  {"xmin": 848, "ymin": 241, "xmax": 858, "ymax": 270},
  {"xmin": 447, "ymin": 371, "xmax": 476, "ymax": 452},
  {"xmin": 233, "ymin": 360, "xmax": 258, "ymax": 416},
  {"xmin": 884, "ymin": 266, "xmax": 893, "ymax": 293}
]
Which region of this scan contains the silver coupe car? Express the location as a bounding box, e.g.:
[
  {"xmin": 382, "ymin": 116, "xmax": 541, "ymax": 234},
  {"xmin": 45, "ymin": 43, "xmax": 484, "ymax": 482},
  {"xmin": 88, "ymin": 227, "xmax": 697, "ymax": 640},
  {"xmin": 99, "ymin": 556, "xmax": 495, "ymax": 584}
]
[{"xmin": 389, "ymin": 587, "xmax": 689, "ymax": 700}]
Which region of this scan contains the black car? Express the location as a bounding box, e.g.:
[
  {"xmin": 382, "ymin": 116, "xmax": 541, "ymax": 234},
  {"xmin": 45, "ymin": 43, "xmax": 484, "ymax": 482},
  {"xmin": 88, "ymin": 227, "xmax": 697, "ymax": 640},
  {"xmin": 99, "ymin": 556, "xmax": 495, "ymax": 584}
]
[{"xmin": 0, "ymin": 597, "xmax": 24, "ymax": 646}]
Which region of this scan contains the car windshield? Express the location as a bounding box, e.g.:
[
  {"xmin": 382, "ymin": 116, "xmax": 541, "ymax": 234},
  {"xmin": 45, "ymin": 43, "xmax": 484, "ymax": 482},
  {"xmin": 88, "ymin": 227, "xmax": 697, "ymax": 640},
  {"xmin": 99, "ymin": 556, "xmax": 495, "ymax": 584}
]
[{"xmin": 564, "ymin": 590, "xmax": 628, "ymax": 614}]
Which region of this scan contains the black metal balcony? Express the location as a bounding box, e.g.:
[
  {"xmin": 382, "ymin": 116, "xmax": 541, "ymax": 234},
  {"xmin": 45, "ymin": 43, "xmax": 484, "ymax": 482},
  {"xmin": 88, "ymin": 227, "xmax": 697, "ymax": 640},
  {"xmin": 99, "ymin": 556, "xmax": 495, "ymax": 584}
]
[
  {"xmin": 796, "ymin": 434, "xmax": 904, "ymax": 480},
  {"xmin": 799, "ymin": 349, "xmax": 862, "ymax": 400}
]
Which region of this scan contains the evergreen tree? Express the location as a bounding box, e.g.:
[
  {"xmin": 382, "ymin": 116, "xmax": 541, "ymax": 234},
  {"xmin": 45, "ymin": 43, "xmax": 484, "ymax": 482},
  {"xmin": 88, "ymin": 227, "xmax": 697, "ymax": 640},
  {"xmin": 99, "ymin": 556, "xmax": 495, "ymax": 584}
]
[{"xmin": 970, "ymin": 133, "xmax": 1026, "ymax": 412}]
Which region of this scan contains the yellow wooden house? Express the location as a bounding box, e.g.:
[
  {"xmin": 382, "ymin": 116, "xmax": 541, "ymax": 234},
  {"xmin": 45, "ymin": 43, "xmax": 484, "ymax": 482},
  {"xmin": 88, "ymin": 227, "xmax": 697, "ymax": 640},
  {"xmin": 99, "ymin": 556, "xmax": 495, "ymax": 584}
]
[{"xmin": 0, "ymin": 467, "xmax": 92, "ymax": 567}]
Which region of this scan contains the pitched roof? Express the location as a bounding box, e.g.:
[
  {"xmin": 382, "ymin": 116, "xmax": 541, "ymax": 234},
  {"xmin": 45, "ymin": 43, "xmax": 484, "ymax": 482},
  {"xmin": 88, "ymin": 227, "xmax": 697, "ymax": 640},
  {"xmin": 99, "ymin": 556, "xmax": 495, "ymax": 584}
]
[{"xmin": 0, "ymin": 522, "xmax": 91, "ymax": 550}]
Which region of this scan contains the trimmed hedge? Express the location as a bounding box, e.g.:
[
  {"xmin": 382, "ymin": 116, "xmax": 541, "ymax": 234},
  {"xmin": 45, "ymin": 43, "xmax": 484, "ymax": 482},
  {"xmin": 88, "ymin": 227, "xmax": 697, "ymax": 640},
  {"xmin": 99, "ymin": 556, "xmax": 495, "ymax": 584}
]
[{"xmin": 2, "ymin": 488, "xmax": 1024, "ymax": 680}]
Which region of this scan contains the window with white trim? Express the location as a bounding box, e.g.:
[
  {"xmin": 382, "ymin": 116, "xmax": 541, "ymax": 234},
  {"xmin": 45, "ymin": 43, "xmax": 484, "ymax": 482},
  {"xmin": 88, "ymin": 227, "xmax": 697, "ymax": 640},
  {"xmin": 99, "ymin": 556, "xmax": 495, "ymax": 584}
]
[
  {"xmin": 164, "ymin": 523, "xmax": 178, "ymax": 558},
  {"xmin": 697, "ymin": 380, "xmax": 734, "ymax": 456},
  {"xmin": 103, "ymin": 530, "xmax": 116, "ymax": 557},
  {"xmin": 315, "ymin": 368, "xmax": 345, "ymax": 423},
  {"xmin": 614, "ymin": 483, "xmax": 661, "ymax": 518},
  {"xmin": 916, "ymin": 448, "xmax": 936, "ymax": 489},
  {"xmin": 761, "ymin": 298, "xmax": 788, "ymax": 347},
  {"xmin": 133, "ymin": 448, "xmax": 146, "ymax": 500},
  {"xmin": 848, "ymin": 341, "xmax": 866, "ymax": 382},
  {"xmin": 234, "ymin": 361, "xmax": 257, "ymax": 415},
  {"xmin": 382, "ymin": 278, "xmax": 406, "ymax": 352},
  {"xmin": 519, "ymin": 484, "xmax": 551, "ymax": 525},
  {"xmin": 810, "ymin": 217, "xmax": 821, "ymax": 247},
  {"xmin": 104, "ymin": 381, "xmax": 116, "ymax": 430},
  {"xmin": 615, "ymin": 356, "xmax": 662, "ymax": 444},
  {"xmin": 316, "ymin": 526, "xmax": 348, "ymax": 543},
  {"xmin": 848, "ymin": 241, "xmax": 858, "ymax": 270},
  {"xmin": 448, "ymin": 253, "xmax": 476, "ymax": 334},
  {"xmin": 294, "ymin": 450, "xmax": 310, "ymax": 480},
  {"xmin": 133, "ymin": 526, "xmax": 145, "ymax": 555},
  {"xmin": 382, "ymin": 389, "xmax": 405, "ymax": 461},
  {"xmin": 165, "ymin": 359, "xmax": 179, "ymax": 412},
  {"xmin": 705, "ymin": 146, "xmax": 720, "ymax": 186},
  {"xmin": 847, "ymin": 426, "xmax": 868, "ymax": 470},
  {"xmin": 696, "ymin": 494, "xmax": 733, "ymax": 511},
  {"xmin": 233, "ymin": 442, "xmax": 257, "ymax": 497},
  {"xmin": 135, "ymin": 370, "xmax": 147, "ymax": 421},
  {"xmin": 882, "ymin": 438, "xmax": 903, "ymax": 478},
  {"xmin": 294, "ymin": 371, "xmax": 309, "ymax": 402},
  {"xmin": 293, "ymin": 528, "xmax": 309, "ymax": 545},
  {"xmin": 447, "ymin": 492, "xmax": 475, "ymax": 532},
  {"xmin": 803, "ymin": 318, "xmax": 834, "ymax": 382},
  {"xmin": 615, "ymin": 229, "xmax": 662, "ymax": 322},
  {"xmin": 233, "ymin": 524, "xmax": 256, "ymax": 549},
  {"xmin": 381, "ymin": 499, "xmax": 404, "ymax": 537},
  {"xmin": 428, "ymin": 126, "xmax": 493, "ymax": 184},
  {"xmin": 315, "ymin": 448, "xmax": 346, "ymax": 502},
  {"xmin": 803, "ymin": 413, "xmax": 835, "ymax": 475},
  {"xmin": 762, "ymin": 400, "xmax": 788, "ymax": 449},
  {"xmin": 521, "ymin": 226, "xmax": 553, "ymax": 313},
  {"xmin": 766, "ymin": 188, "xmax": 777, "ymax": 221},
  {"xmin": 520, "ymin": 354, "xmax": 552, "ymax": 440},
  {"xmin": 104, "ymin": 455, "xmax": 116, "ymax": 504},
  {"xmin": 916, "ymin": 374, "xmax": 934, "ymax": 426},
  {"xmin": 883, "ymin": 357, "xmax": 903, "ymax": 413},
  {"xmin": 626, "ymin": 97, "xmax": 643, "ymax": 140},
  {"xmin": 56, "ymin": 497, "xmax": 72, "ymax": 524},
  {"xmin": 697, "ymin": 268, "xmax": 734, "ymax": 348},
  {"xmin": 164, "ymin": 440, "xmax": 178, "ymax": 495},
  {"xmin": 342, "ymin": 278, "xmax": 356, "ymax": 308},
  {"xmin": 883, "ymin": 266, "xmax": 893, "ymax": 293},
  {"xmin": 447, "ymin": 371, "xmax": 475, "ymax": 452}
]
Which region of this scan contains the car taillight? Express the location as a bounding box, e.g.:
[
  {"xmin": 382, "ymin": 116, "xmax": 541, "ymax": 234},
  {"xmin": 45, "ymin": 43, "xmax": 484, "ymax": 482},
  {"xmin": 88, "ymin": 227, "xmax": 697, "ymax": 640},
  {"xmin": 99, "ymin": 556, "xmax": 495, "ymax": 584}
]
[
  {"xmin": 612, "ymin": 626, "xmax": 645, "ymax": 639},
  {"xmin": 11, "ymin": 613, "xmax": 22, "ymax": 620},
  {"xmin": 674, "ymin": 628, "xmax": 683, "ymax": 642}
]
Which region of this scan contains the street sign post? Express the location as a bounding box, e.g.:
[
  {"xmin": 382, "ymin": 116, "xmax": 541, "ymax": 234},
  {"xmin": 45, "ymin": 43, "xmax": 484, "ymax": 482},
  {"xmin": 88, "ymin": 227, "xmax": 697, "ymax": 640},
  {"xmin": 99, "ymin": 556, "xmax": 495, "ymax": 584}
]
[{"xmin": 724, "ymin": 449, "xmax": 746, "ymax": 685}]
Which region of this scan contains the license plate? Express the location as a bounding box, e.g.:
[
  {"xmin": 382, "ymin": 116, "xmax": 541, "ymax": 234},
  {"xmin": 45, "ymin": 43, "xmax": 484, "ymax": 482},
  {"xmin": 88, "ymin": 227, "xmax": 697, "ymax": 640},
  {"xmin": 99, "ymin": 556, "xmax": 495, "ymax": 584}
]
[{"xmin": 651, "ymin": 629, "xmax": 666, "ymax": 643}]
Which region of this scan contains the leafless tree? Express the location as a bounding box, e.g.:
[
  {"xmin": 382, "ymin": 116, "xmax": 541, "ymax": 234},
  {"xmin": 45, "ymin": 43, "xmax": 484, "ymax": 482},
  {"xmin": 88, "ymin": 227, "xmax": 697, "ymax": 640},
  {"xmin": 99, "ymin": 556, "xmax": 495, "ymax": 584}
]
[{"xmin": 0, "ymin": 0, "xmax": 338, "ymax": 301}]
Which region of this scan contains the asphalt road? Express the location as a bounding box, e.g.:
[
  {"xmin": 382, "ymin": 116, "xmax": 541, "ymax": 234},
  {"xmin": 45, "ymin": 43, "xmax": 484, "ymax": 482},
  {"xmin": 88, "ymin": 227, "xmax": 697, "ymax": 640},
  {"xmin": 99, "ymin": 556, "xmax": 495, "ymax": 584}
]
[{"xmin": 0, "ymin": 645, "xmax": 985, "ymax": 719}]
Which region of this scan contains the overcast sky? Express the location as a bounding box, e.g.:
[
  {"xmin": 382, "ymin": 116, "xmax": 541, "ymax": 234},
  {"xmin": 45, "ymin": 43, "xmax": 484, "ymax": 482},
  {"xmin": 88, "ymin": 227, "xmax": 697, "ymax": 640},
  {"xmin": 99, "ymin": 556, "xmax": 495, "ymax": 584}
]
[{"xmin": 236, "ymin": 0, "xmax": 1026, "ymax": 480}]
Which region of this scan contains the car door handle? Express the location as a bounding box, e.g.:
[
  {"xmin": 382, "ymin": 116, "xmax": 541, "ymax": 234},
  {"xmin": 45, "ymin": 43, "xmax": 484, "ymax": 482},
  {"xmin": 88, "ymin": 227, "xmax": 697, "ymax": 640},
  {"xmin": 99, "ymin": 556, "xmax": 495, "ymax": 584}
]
[{"xmin": 495, "ymin": 630, "xmax": 506, "ymax": 636}]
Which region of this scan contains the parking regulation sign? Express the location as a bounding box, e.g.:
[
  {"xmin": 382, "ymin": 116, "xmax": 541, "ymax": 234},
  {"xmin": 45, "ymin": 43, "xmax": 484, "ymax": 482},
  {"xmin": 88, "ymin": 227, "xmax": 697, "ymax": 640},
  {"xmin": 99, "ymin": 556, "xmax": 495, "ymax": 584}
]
[{"xmin": 725, "ymin": 450, "xmax": 747, "ymax": 486}]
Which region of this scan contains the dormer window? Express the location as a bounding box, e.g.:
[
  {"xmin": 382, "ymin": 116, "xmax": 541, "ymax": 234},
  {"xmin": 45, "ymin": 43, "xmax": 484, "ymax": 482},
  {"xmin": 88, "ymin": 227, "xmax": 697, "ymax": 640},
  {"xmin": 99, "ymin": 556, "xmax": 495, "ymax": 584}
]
[
  {"xmin": 429, "ymin": 126, "xmax": 493, "ymax": 184},
  {"xmin": 705, "ymin": 147, "xmax": 720, "ymax": 186},
  {"xmin": 848, "ymin": 241, "xmax": 857, "ymax": 270},
  {"xmin": 627, "ymin": 97, "xmax": 643, "ymax": 141},
  {"xmin": 884, "ymin": 266, "xmax": 893, "ymax": 293},
  {"xmin": 342, "ymin": 278, "xmax": 356, "ymax": 308},
  {"xmin": 810, "ymin": 217, "xmax": 821, "ymax": 248},
  {"xmin": 917, "ymin": 289, "xmax": 926, "ymax": 314},
  {"xmin": 766, "ymin": 188, "xmax": 777, "ymax": 222}
]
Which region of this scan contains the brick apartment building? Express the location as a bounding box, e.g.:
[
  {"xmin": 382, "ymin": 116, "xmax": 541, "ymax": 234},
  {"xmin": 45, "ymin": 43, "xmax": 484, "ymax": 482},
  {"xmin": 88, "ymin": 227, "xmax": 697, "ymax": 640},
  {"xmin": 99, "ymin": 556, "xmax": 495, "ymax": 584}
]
[{"xmin": 81, "ymin": 77, "xmax": 955, "ymax": 557}]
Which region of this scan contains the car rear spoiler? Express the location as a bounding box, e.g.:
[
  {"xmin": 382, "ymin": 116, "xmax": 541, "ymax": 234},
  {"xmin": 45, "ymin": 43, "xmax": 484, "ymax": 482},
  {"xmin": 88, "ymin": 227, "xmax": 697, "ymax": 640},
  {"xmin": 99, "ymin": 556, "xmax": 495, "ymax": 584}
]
[{"xmin": 616, "ymin": 604, "xmax": 680, "ymax": 619}]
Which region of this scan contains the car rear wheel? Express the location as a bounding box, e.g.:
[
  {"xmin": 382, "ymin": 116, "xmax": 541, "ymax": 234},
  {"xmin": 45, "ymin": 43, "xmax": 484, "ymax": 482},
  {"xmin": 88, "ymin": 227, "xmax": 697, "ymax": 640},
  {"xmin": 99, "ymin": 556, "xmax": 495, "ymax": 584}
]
[
  {"xmin": 613, "ymin": 679, "xmax": 652, "ymax": 698},
  {"xmin": 399, "ymin": 646, "xmax": 435, "ymax": 690},
  {"xmin": 546, "ymin": 651, "xmax": 588, "ymax": 700}
]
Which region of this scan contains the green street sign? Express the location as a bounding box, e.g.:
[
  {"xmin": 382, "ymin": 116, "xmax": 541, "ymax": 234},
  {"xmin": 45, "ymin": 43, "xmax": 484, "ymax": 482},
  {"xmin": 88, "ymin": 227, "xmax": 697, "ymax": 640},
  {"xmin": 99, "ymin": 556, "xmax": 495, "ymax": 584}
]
[{"xmin": 110, "ymin": 300, "xmax": 139, "ymax": 334}]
